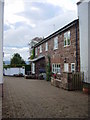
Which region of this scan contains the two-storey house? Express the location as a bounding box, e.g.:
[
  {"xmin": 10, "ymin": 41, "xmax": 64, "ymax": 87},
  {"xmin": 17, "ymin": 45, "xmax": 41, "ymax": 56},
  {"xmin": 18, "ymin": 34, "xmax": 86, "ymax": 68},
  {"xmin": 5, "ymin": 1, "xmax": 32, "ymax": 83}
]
[{"xmin": 30, "ymin": 19, "xmax": 80, "ymax": 77}]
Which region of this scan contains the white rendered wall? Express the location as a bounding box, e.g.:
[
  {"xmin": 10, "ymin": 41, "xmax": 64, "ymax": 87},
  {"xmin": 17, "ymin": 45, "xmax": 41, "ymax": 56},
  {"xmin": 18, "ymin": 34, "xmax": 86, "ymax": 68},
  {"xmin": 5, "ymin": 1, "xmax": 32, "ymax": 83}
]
[
  {"xmin": 4, "ymin": 68, "xmax": 25, "ymax": 76},
  {"xmin": 78, "ymin": 1, "xmax": 90, "ymax": 83},
  {"xmin": 0, "ymin": 1, "xmax": 4, "ymax": 84},
  {"xmin": 88, "ymin": 2, "xmax": 90, "ymax": 83}
]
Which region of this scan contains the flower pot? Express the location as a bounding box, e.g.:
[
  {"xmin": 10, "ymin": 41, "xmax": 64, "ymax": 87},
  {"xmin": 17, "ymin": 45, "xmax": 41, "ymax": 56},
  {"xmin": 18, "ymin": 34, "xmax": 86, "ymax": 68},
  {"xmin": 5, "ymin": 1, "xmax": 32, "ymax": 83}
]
[{"xmin": 83, "ymin": 87, "xmax": 90, "ymax": 94}]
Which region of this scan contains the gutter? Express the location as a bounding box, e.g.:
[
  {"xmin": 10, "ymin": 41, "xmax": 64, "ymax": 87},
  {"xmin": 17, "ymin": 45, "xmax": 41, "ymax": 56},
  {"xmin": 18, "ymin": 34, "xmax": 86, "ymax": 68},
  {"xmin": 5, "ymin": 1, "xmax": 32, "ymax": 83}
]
[
  {"xmin": 34, "ymin": 19, "xmax": 79, "ymax": 48},
  {"xmin": 75, "ymin": 21, "xmax": 78, "ymax": 72}
]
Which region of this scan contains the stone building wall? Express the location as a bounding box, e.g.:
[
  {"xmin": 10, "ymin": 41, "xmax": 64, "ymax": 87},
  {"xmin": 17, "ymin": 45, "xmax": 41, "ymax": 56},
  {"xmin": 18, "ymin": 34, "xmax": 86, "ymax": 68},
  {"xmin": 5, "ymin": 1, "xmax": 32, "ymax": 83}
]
[{"xmin": 34, "ymin": 20, "xmax": 80, "ymax": 76}]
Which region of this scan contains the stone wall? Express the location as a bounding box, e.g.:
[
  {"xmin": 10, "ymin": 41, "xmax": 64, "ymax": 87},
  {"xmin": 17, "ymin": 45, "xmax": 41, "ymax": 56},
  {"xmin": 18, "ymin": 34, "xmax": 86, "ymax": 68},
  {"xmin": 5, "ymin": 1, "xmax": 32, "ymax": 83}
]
[{"xmin": 51, "ymin": 72, "xmax": 83, "ymax": 91}]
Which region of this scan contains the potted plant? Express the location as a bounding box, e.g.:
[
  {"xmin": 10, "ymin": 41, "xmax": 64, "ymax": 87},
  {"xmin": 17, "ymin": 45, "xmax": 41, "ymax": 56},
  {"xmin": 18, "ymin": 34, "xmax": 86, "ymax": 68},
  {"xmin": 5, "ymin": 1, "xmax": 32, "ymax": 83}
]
[{"xmin": 83, "ymin": 82, "xmax": 90, "ymax": 94}]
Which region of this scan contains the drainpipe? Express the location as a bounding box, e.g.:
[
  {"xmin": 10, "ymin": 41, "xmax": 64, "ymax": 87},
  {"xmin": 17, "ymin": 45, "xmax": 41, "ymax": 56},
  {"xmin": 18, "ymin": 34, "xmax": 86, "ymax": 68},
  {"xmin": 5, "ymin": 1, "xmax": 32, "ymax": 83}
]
[{"xmin": 75, "ymin": 21, "xmax": 78, "ymax": 72}]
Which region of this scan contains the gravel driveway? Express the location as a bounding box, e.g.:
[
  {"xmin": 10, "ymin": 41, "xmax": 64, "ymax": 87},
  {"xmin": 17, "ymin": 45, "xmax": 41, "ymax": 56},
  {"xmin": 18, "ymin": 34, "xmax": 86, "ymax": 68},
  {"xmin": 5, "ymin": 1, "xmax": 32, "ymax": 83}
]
[{"xmin": 2, "ymin": 76, "xmax": 88, "ymax": 118}]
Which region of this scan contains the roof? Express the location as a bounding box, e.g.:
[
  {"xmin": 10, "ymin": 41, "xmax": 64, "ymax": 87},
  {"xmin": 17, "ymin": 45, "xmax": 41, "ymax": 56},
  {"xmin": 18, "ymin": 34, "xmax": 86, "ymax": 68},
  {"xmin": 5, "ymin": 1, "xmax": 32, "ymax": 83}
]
[
  {"xmin": 77, "ymin": 0, "xmax": 84, "ymax": 5},
  {"xmin": 29, "ymin": 55, "xmax": 45, "ymax": 62},
  {"xmin": 34, "ymin": 19, "xmax": 79, "ymax": 48},
  {"xmin": 77, "ymin": 0, "xmax": 90, "ymax": 5}
]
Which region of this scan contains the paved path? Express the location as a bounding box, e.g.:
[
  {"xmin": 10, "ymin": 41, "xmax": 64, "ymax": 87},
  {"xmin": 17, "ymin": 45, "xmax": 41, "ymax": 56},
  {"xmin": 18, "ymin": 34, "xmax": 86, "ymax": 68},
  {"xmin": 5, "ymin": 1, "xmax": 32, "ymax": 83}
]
[{"xmin": 2, "ymin": 77, "xmax": 88, "ymax": 118}]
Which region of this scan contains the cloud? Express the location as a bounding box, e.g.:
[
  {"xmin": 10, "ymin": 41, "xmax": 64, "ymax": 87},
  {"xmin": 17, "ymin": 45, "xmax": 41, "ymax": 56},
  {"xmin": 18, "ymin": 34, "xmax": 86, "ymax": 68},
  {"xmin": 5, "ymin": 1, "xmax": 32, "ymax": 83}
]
[
  {"xmin": 4, "ymin": 25, "xmax": 31, "ymax": 47},
  {"xmin": 3, "ymin": 47, "xmax": 29, "ymax": 61},
  {"xmin": 4, "ymin": 0, "xmax": 24, "ymax": 24},
  {"xmin": 4, "ymin": 0, "xmax": 78, "ymax": 61},
  {"xmin": 19, "ymin": 2, "xmax": 62, "ymax": 21},
  {"xmin": 46, "ymin": 0, "xmax": 78, "ymax": 11}
]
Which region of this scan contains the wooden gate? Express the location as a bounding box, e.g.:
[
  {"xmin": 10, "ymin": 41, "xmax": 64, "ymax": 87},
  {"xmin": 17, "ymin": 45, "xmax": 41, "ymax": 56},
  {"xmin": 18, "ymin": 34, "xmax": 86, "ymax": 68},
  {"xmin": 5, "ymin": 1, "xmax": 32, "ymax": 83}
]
[{"xmin": 68, "ymin": 72, "xmax": 84, "ymax": 90}]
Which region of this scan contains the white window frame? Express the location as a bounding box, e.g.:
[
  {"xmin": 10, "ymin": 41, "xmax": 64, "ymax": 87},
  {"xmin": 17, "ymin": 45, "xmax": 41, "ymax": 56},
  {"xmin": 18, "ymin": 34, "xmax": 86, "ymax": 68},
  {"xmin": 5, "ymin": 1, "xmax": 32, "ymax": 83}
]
[
  {"xmin": 35, "ymin": 48, "xmax": 37, "ymax": 56},
  {"xmin": 71, "ymin": 63, "xmax": 75, "ymax": 72},
  {"xmin": 54, "ymin": 37, "xmax": 58, "ymax": 50},
  {"xmin": 45, "ymin": 42, "xmax": 48, "ymax": 51},
  {"xmin": 64, "ymin": 31, "xmax": 70, "ymax": 47},
  {"xmin": 64, "ymin": 63, "xmax": 69, "ymax": 72},
  {"xmin": 52, "ymin": 63, "xmax": 60, "ymax": 74},
  {"xmin": 40, "ymin": 45, "xmax": 42, "ymax": 53}
]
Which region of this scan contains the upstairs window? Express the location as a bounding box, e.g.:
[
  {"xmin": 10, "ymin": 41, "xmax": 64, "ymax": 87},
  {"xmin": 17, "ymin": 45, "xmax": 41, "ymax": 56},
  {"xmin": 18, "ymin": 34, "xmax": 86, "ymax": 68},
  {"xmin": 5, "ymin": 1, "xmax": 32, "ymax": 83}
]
[
  {"xmin": 64, "ymin": 31, "xmax": 70, "ymax": 47},
  {"xmin": 71, "ymin": 63, "xmax": 75, "ymax": 72},
  {"xmin": 35, "ymin": 48, "xmax": 37, "ymax": 56},
  {"xmin": 40, "ymin": 45, "xmax": 42, "ymax": 53},
  {"xmin": 54, "ymin": 37, "xmax": 58, "ymax": 50},
  {"xmin": 45, "ymin": 42, "xmax": 48, "ymax": 51}
]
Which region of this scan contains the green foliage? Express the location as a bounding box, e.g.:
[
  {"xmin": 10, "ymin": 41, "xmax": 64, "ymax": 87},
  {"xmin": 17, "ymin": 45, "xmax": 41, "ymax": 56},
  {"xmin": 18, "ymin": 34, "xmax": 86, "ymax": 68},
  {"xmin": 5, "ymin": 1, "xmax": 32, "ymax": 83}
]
[
  {"xmin": 83, "ymin": 82, "xmax": 90, "ymax": 89},
  {"xmin": 3, "ymin": 64, "xmax": 26, "ymax": 69},
  {"xmin": 30, "ymin": 48, "xmax": 35, "ymax": 59},
  {"xmin": 10, "ymin": 53, "xmax": 26, "ymax": 66},
  {"xmin": 46, "ymin": 55, "xmax": 51, "ymax": 81}
]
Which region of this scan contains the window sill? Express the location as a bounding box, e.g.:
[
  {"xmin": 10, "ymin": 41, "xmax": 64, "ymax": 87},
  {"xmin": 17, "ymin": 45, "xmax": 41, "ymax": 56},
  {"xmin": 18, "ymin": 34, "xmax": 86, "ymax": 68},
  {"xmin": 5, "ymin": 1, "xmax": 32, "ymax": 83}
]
[
  {"xmin": 53, "ymin": 48, "xmax": 58, "ymax": 50},
  {"xmin": 64, "ymin": 45, "xmax": 70, "ymax": 47},
  {"xmin": 57, "ymin": 73, "xmax": 61, "ymax": 75}
]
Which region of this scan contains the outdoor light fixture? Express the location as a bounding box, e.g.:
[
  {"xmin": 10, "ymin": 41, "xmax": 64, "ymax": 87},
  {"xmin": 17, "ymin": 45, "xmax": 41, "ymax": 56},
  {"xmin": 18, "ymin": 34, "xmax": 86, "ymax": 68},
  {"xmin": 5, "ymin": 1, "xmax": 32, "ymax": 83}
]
[{"xmin": 64, "ymin": 58, "xmax": 66, "ymax": 63}]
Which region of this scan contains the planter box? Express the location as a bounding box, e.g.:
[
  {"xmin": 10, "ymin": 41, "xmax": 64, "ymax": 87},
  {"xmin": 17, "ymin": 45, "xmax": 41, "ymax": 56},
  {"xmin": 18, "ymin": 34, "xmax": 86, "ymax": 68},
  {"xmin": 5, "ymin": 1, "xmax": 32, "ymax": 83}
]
[{"xmin": 51, "ymin": 77, "xmax": 62, "ymax": 88}]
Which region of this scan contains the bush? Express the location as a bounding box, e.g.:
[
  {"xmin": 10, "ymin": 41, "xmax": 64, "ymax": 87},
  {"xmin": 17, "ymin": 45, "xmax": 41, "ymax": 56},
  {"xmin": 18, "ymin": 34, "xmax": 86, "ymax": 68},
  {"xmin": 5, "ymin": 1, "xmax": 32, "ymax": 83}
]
[{"xmin": 46, "ymin": 55, "xmax": 51, "ymax": 81}]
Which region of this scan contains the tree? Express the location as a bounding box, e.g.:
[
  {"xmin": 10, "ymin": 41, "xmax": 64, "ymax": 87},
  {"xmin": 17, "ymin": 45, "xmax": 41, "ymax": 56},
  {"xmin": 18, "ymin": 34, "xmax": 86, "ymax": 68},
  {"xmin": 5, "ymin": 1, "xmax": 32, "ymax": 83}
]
[
  {"xmin": 10, "ymin": 53, "xmax": 26, "ymax": 66},
  {"xmin": 46, "ymin": 55, "xmax": 51, "ymax": 81},
  {"xmin": 30, "ymin": 48, "xmax": 35, "ymax": 59}
]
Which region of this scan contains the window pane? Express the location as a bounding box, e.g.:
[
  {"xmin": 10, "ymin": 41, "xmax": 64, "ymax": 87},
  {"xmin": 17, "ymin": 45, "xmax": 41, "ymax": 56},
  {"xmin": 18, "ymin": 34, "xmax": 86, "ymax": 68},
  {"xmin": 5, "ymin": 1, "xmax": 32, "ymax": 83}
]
[
  {"xmin": 40, "ymin": 45, "xmax": 42, "ymax": 53},
  {"xmin": 72, "ymin": 65, "xmax": 74, "ymax": 69},
  {"xmin": 71, "ymin": 63, "xmax": 75, "ymax": 72},
  {"xmin": 35, "ymin": 48, "xmax": 37, "ymax": 55},
  {"xmin": 54, "ymin": 37, "xmax": 58, "ymax": 49},
  {"xmin": 68, "ymin": 39, "xmax": 70, "ymax": 45},
  {"xmin": 64, "ymin": 39, "xmax": 66, "ymax": 46},
  {"xmin": 55, "ymin": 64, "xmax": 56, "ymax": 68},
  {"xmin": 68, "ymin": 31, "xmax": 70, "ymax": 38},
  {"xmin": 53, "ymin": 64, "xmax": 54, "ymax": 67},
  {"xmin": 46, "ymin": 42, "xmax": 48, "ymax": 51},
  {"xmin": 64, "ymin": 31, "xmax": 70, "ymax": 46}
]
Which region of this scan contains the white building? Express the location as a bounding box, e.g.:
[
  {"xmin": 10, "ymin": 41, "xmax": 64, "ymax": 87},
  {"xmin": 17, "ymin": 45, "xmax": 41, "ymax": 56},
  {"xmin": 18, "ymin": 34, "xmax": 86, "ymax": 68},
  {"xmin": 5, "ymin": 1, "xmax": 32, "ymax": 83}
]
[
  {"xmin": 77, "ymin": 0, "xmax": 90, "ymax": 83},
  {"xmin": 0, "ymin": 0, "xmax": 4, "ymax": 85},
  {"xmin": 28, "ymin": 37, "xmax": 42, "ymax": 57}
]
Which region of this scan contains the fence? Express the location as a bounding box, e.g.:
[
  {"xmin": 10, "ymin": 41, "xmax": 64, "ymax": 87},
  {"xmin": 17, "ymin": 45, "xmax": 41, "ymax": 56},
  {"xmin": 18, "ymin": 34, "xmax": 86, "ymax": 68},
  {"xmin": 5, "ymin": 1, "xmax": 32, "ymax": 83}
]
[{"xmin": 66, "ymin": 72, "xmax": 84, "ymax": 90}]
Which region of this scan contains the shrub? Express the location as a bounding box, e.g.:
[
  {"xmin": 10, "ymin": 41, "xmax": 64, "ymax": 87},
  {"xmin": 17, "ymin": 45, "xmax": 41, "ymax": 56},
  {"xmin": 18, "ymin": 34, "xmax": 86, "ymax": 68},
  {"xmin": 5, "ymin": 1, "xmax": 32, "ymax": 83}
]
[{"xmin": 46, "ymin": 55, "xmax": 51, "ymax": 81}]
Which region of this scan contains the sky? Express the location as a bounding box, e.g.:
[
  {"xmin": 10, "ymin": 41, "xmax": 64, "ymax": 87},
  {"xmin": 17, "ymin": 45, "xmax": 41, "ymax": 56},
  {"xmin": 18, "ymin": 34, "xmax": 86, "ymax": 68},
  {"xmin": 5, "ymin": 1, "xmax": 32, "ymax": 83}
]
[{"xmin": 4, "ymin": 0, "xmax": 79, "ymax": 62}]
